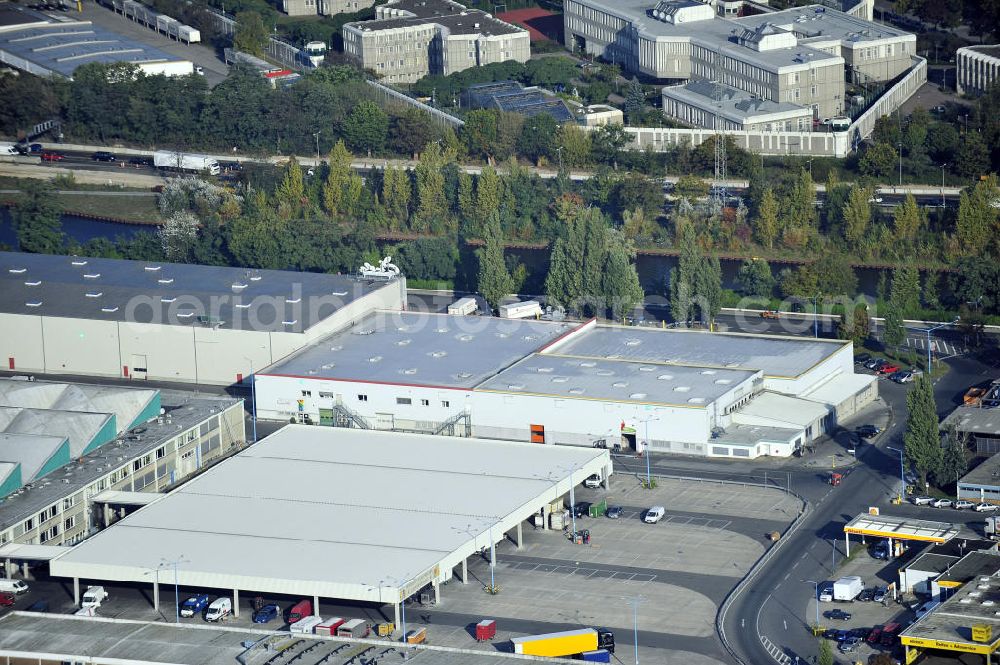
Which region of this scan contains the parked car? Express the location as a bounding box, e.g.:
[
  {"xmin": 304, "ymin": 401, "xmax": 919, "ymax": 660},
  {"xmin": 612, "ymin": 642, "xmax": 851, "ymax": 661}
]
[
  {"xmin": 91, "ymin": 151, "xmax": 116, "ymax": 162},
  {"xmin": 572, "ymin": 502, "xmax": 592, "ymax": 518},
  {"xmin": 855, "ymin": 425, "xmax": 881, "ymax": 438},
  {"xmin": 975, "ymin": 502, "xmax": 1000, "ymax": 512},
  {"xmin": 854, "ymin": 353, "xmax": 872, "ymax": 365},
  {"xmin": 857, "ymin": 587, "xmax": 875, "ymax": 602},
  {"xmin": 881, "ymin": 622, "xmax": 902, "ymax": 646},
  {"xmin": 850, "ymin": 627, "xmax": 871, "ymax": 640},
  {"xmin": 824, "ymin": 609, "xmax": 852, "ymax": 621},
  {"xmin": 890, "ymin": 371, "xmax": 913, "ymax": 383},
  {"xmin": 204, "ymin": 597, "xmax": 232, "ymax": 622},
  {"xmin": 819, "ymin": 584, "xmax": 834, "ymax": 602},
  {"xmin": 839, "ymin": 637, "xmax": 862, "ymax": 653},
  {"xmin": 931, "ymin": 498, "xmax": 953, "ymax": 508},
  {"xmin": 866, "ymin": 626, "xmax": 884, "ymax": 644},
  {"xmin": 605, "ymin": 505, "xmax": 623, "ymax": 519},
  {"xmin": 865, "ymin": 358, "xmax": 886, "ymax": 370},
  {"xmin": 128, "ymin": 156, "xmax": 153, "ymax": 167},
  {"xmin": 583, "ymin": 474, "xmax": 601, "ymax": 489},
  {"xmin": 873, "ymin": 586, "xmax": 887, "ymax": 603},
  {"xmin": 25, "ymin": 600, "xmax": 48, "ymax": 612},
  {"xmin": 870, "ymin": 541, "xmax": 890, "ymax": 560},
  {"xmin": 0, "ymin": 592, "xmax": 15, "ymax": 607},
  {"xmin": 252, "ymin": 603, "xmax": 279, "ymax": 623},
  {"xmin": 643, "ymin": 506, "xmax": 665, "ymax": 524},
  {"xmin": 877, "ymin": 364, "xmax": 901, "ymax": 375},
  {"xmin": 911, "ymin": 495, "xmax": 934, "ymax": 505},
  {"xmin": 954, "ymin": 500, "xmax": 975, "ymax": 510},
  {"xmin": 39, "ymin": 151, "xmax": 63, "ymax": 161},
  {"xmin": 180, "ymin": 594, "xmax": 210, "ymax": 618}
]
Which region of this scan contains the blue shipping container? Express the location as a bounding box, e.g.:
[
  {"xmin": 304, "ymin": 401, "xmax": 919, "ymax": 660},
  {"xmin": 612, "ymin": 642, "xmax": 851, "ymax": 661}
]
[{"xmin": 581, "ymin": 650, "xmax": 611, "ymax": 663}]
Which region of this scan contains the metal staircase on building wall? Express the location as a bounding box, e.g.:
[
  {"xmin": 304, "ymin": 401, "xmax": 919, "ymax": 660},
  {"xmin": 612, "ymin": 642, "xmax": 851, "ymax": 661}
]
[
  {"xmin": 433, "ymin": 410, "xmax": 472, "ymax": 437},
  {"xmin": 332, "ymin": 402, "xmax": 371, "ymax": 429}
]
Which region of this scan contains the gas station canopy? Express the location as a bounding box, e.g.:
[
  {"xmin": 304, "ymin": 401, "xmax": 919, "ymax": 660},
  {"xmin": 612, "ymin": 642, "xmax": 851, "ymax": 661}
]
[{"xmin": 844, "ymin": 514, "xmax": 960, "ymax": 544}]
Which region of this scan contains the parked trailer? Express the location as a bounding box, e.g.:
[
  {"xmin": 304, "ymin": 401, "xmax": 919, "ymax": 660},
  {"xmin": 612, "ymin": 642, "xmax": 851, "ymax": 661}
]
[
  {"xmin": 448, "ymin": 297, "xmax": 478, "ymax": 316},
  {"xmin": 511, "ymin": 628, "xmax": 614, "ymax": 657},
  {"xmin": 290, "ymin": 615, "xmax": 324, "ymax": 634},
  {"xmin": 153, "ymin": 150, "xmax": 220, "ymax": 175},
  {"xmin": 315, "ymin": 617, "xmax": 345, "ymax": 636},
  {"xmin": 581, "ymin": 650, "xmax": 612, "ymax": 663},
  {"xmin": 498, "ymin": 300, "xmax": 542, "ymax": 319},
  {"xmin": 336, "ymin": 618, "xmax": 370, "ymax": 638},
  {"xmin": 833, "ymin": 575, "xmax": 864, "ymax": 601}
]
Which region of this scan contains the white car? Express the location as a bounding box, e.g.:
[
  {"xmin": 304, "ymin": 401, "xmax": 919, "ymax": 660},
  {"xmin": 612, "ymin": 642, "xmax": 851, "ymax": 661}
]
[
  {"xmin": 643, "ymin": 506, "xmax": 665, "ymax": 524},
  {"xmin": 954, "ymin": 500, "xmax": 975, "ymax": 510},
  {"xmin": 583, "ymin": 474, "xmax": 602, "ymax": 489},
  {"xmin": 912, "ymin": 496, "xmax": 934, "ymax": 505},
  {"xmin": 931, "ymin": 498, "xmax": 953, "ymax": 508},
  {"xmin": 819, "ymin": 585, "xmax": 834, "ymax": 602},
  {"xmin": 976, "ymin": 503, "xmax": 1000, "ymax": 512}
]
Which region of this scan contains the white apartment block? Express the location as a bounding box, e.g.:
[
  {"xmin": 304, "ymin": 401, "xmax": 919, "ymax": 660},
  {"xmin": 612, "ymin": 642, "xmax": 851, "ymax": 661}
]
[
  {"xmin": 282, "ymin": 0, "xmax": 374, "ymax": 17},
  {"xmin": 565, "ymin": 0, "xmax": 914, "ymax": 124},
  {"xmin": 957, "ymin": 45, "xmax": 1000, "ymax": 97},
  {"xmin": 343, "ymin": 0, "xmax": 530, "ymax": 84}
]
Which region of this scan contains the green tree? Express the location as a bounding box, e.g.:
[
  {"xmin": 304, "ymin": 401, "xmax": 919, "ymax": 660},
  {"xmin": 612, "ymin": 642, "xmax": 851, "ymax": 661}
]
[
  {"xmin": 786, "ymin": 168, "xmax": 816, "ymax": 230},
  {"xmin": 381, "ymin": 166, "xmax": 411, "ymax": 228},
  {"xmin": 413, "ymin": 142, "xmax": 452, "ymax": 232},
  {"xmin": 322, "ymin": 140, "xmax": 362, "ymax": 216},
  {"xmin": 882, "ymin": 302, "xmax": 906, "ymax": 348},
  {"xmin": 904, "ymin": 375, "xmax": 942, "ymax": 487},
  {"xmin": 936, "ymin": 425, "xmax": 968, "ymax": 487},
  {"xmin": 956, "ymin": 177, "xmax": 1000, "ymax": 256},
  {"xmin": 623, "ymin": 77, "xmax": 646, "ymax": 121},
  {"xmin": 669, "ymin": 224, "xmax": 721, "ymax": 326},
  {"xmin": 891, "ymin": 265, "xmax": 921, "ymax": 314},
  {"xmin": 460, "ymin": 109, "xmax": 500, "ymax": 160},
  {"xmin": 602, "ymin": 229, "xmax": 644, "ymax": 320},
  {"xmin": 591, "ymin": 123, "xmax": 633, "ymax": 167},
  {"xmin": 735, "ymin": 258, "xmax": 775, "ymax": 298},
  {"xmin": 12, "ymin": 181, "xmax": 63, "ymax": 253},
  {"xmin": 474, "ymin": 166, "xmax": 502, "ymax": 233},
  {"xmin": 343, "ymin": 101, "xmax": 388, "ymax": 156},
  {"xmin": 556, "ymin": 123, "xmax": 592, "ymax": 168},
  {"xmin": 519, "ymin": 113, "xmax": 558, "ymax": 163},
  {"xmin": 818, "ymin": 638, "xmax": 834, "ymax": 665},
  {"xmin": 922, "ymin": 271, "xmax": 941, "ymax": 310},
  {"xmin": 544, "ymin": 206, "xmax": 608, "ymax": 315},
  {"xmin": 859, "ymin": 142, "xmax": 897, "ymax": 179},
  {"xmin": 674, "ymin": 175, "xmax": 709, "ymax": 199},
  {"xmin": 842, "ymin": 185, "xmax": 872, "ymax": 247},
  {"xmin": 234, "ymin": 11, "xmax": 268, "ymax": 57},
  {"xmin": 274, "ymin": 157, "xmax": 305, "ymax": 219},
  {"xmin": 893, "ymin": 193, "xmax": 923, "ymax": 245},
  {"xmin": 838, "ymin": 304, "xmax": 870, "ymax": 345},
  {"xmin": 753, "ymin": 188, "xmax": 779, "ymax": 249},
  {"xmin": 955, "ymin": 130, "xmax": 989, "ymax": 179}
]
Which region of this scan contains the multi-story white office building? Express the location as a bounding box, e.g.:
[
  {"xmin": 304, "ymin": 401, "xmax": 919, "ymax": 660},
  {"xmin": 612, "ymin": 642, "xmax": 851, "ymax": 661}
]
[
  {"xmin": 957, "ymin": 45, "xmax": 1000, "ymax": 97},
  {"xmin": 342, "ymin": 0, "xmax": 530, "ymax": 84},
  {"xmin": 565, "ymin": 0, "xmax": 915, "ymax": 123},
  {"xmin": 281, "ymin": 0, "xmax": 374, "ymax": 17}
]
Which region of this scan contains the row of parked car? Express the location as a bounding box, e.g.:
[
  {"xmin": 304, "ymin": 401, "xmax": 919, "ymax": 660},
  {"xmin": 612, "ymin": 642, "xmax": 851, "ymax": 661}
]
[
  {"xmin": 823, "ymin": 622, "xmax": 904, "ymax": 654},
  {"xmin": 911, "ymin": 495, "xmax": 998, "ymax": 511},
  {"xmin": 855, "ymin": 354, "xmax": 919, "ymax": 384}
]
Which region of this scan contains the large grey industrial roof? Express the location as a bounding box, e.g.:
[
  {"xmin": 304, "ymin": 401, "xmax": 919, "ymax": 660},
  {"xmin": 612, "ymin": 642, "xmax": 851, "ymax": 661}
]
[
  {"xmin": 900, "ymin": 559, "xmax": 1000, "ymax": 650},
  {"xmin": 0, "ymin": 377, "xmax": 157, "ymax": 434},
  {"xmin": 553, "ymin": 326, "xmax": 846, "ymax": 378},
  {"xmin": 0, "ymin": 406, "xmax": 110, "ymax": 457},
  {"xmin": 958, "ymin": 451, "xmax": 1000, "ymax": 488},
  {"xmin": 942, "ymin": 406, "xmax": 1000, "ymax": 436},
  {"xmin": 0, "ymin": 252, "xmax": 391, "ymax": 333},
  {"xmin": 742, "ymin": 4, "xmax": 911, "ymax": 43},
  {"xmin": 49, "ymin": 425, "xmax": 610, "ymax": 603},
  {"xmin": 0, "ymin": 19, "xmax": 181, "ymax": 78},
  {"xmin": 263, "ymin": 311, "xmax": 576, "ymax": 388},
  {"xmin": 0, "ymin": 613, "xmax": 565, "ymax": 665},
  {"xmin": 479, "ymin": 353, "xmax": 757, "ymax": 407},
  {"xmin": 663, "ymin": 81, "xmax": 810, "ymax": 121},
  {"xmin": 0, "ymin": 432, "xmax": 66, "ymax": 483},
  {"xmin": 0, "ymin": 391, "xmax": 241, "ymax": 533}
]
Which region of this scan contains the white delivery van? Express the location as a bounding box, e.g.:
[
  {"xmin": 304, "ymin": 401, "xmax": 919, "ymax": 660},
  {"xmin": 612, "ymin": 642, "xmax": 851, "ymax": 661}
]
[
  {"xmin": 0, "ymin": 579, "xmax": 29, "ymax": 594},
  {"xmin": 448, "ymin": 297, "xmax": 478, "ymax": 316},
  {"xmin": 81, "ymin": 586, "xmax": 109, "ymax": 608},
  {"xmin": 205, "ymin": 597, "xmax": 232, "ymax": 622},
  {"xmin": 643, "ymin": 506, "xmax": 665, "ymax": 524}
]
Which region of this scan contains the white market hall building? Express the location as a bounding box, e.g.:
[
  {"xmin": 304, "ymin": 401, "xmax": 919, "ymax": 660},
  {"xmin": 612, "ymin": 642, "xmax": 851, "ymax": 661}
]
[
  {"xmin": 254, "ymin": 313, "xmax": 877, "ymax": 459},
  {"xmin": 49, "ymin": 425, "xmax": 612, "ymax": 623}
]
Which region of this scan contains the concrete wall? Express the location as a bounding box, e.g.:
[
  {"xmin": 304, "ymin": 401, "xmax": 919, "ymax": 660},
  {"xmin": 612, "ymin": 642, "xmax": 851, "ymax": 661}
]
[
  {"xmin": 0, "ymin": 314, "xmax": 44, "ymax": 372},
  {"xmin": 595, "ymin": 124, "xmax": 851, "ymax": 157},
  {"xmin": 957, "ymin": 46, "xmax": 1000, "ymax": 96}
]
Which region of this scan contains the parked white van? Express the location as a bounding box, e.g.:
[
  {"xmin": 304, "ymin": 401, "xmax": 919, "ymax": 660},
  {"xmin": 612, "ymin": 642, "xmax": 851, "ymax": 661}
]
[
  {"xmin": 205, "ymin": 597, "xmax": 232, "ymax": 622},
  {"xmin": 643, "ymin": 506, "xmax": 665, "ymax": 523},
  {"xmin": 0, "ymin": 579, "xmax": 29, "ymax": 595},
  {"xmin": 81, "ymin": 586, "xmax": 108, "ymax": 608}
]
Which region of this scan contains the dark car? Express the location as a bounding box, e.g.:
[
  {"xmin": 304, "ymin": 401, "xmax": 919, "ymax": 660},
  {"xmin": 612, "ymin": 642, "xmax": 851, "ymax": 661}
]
[
  {"xmin": 572, "ymin": 502, "xmax": 592, "ymax": 518},
  {"xmin": 252, "ymin": 603, "xmax": 279, "ymax": 623},
  {"xmin": 854, "ymin": 353, "xmax": 871, "ymax": 365},
  {"xmin": 857, "ymin": 588, "xmax": 875, "ymax": 602},
  {"xmin": 866, "ymin": 358, "xmax": 888, "ymax": 371},
  {"xmin": 850, "ymin": 627, "xmax": 871, "ymax": 640},
  {"xmin": 25, "ymin": 600, "xmax": 49, "ymax": 612},
  {"xmin": 605, "ymin": 505, "xmax": 623, "ymax": 519},
  {"xmin": 28, "ymin": 143, "xmax": 43, "ymax": 153},
  {"xmin": 824, "ymin": 609, "xmax": 852, "ymax": 621},
  {"xmin": 855, "ymin": 425, "xmax": 880, "ymax": 438},
  {"xmin": 40, "ymin": 151, "xmax": 64, "ymax": 161},
  {"xmin": 92, "ymin": 151, "xmax": 116, "ymax": 162},
  {"xmin": 866, "ymin": 626, "xmax": 883, "ymax": 644},
  {"xmin": 128, "ymin": 156, "xmax": 153, "ymax": 167},
  {"xmin": 832, "ymin": 629, "xmax": 851, "ymax": 642},
  {"xmin": 823, "ymin": 628, "xmax": 839, "ymax": 640}
]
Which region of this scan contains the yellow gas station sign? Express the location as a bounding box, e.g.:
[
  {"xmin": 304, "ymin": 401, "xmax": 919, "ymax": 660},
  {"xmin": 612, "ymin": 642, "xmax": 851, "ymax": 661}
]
[
  {"xmin": 901, "ymin": 635, "xmax": 999, "ymax": 655},
  {"xmin": 906, "ymin": 646, "xmax": 920, "ymax": 664},
  {"xmin": 973, "ymin": 624, "xmax": 993, "ymax": 643}
]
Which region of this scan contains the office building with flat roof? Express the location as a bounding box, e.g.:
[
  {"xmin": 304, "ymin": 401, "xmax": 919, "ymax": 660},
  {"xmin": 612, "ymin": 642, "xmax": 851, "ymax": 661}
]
[{"xmin": 342, "ymin": 0, "xmax": 530, "ymax": 84}]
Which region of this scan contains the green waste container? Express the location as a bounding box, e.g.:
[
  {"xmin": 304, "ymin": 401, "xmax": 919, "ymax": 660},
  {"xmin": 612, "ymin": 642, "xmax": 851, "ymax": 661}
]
[{"xmin": 589, "ymin": 499, "xmax": 607, "ymax": 518}]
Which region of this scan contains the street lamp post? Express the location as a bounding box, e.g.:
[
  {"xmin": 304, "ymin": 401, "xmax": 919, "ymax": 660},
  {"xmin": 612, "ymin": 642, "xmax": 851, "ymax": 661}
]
[
  {"xmin": 812, "ymin": 293, "xmax": 822, "ymax": 338},
  {"xmin": 897, "ymin": 142, "xmax": 902, "ymax": 186},
  {"xmin": 919, "ymin": 317, "xmax": 959, "ymax": 373},
  {"xmin": 887, "ymin": 446, "xmax": 906, "ymax": 503},
  {"xmin": 940, "ymin": 163, "xmax": 947, "ymax": 208},
  {"xmin": 803, "ymin": 579, "xmax": 821, "ymax": 629},
  {"xmin": 636, "ymin": 415, "xmax": 659, "ymax": 488},
  {"xmin": 160, "ymin": 556, "xmax": 188, "ymax": 624},
  {"xmin": 623, "ymin": 596, "xmax": 644, "ymax": 665},
  {"xmin": 313, "ymin": 131, "xmax": 321, "ymax": 159}
]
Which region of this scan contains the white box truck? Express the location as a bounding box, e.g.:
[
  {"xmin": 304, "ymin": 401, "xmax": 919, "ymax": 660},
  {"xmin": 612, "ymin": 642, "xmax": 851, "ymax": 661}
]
[
  {"xmin": 833, "ymin": 576, "xmax": 864, "ymax": 601},
  {"xmin": 153, "ymin": 150, "xmax": 220, "ymax": 175},
  {"xmin": 0, "ymin": 578, "xmax": 28, "ymax": 594},
  {"xmin": 290, "ymin": 615, "xmax": 325, "ymax": 634},
  {"xmin": 499, "ymin": 300, "xmax": 542, "ymax": 319},
  {"xmin": 81, "ymin": 585, "xmax": 109, "ymax": 608},
  {"xmin": 448, "ymin": 297, "xmax": 478, "ymax": 316}
]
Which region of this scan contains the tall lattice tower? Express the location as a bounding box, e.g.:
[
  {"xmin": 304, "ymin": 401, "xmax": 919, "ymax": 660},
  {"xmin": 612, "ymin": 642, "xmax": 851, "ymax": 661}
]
[{"xmin": 712, "ymin": 52, "xmax": 727, "ymax": 205}]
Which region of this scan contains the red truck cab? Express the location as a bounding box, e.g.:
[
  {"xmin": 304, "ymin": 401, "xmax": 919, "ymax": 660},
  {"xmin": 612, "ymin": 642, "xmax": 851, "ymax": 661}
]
[{"xmin": 287, "ymin": 599, "xmax": 312, "ymax": 624}]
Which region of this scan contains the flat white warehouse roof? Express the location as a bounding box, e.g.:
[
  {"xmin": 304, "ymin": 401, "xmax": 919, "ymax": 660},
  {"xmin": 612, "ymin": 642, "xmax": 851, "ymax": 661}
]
[
  {"xmin": 553, "ymin": 326, "xmax": 847, "ymax": 378},
  {"xmin": 50, "ymin": 426, "xmax": 610, "ymax": 602}
]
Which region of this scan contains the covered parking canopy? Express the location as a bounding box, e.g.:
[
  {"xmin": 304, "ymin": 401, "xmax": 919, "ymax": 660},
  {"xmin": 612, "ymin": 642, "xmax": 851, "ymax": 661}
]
[
  {"xmin": 843, "ymin": 513, "xmax": 960, "ymax": 556},
  {"xmin": 49, "ymin": 425, "xmax": 611, "ymax": 618}
]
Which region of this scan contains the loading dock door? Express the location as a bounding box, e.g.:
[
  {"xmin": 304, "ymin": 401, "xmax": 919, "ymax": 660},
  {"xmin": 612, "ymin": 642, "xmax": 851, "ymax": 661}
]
[
  {"xmin": 530, "ymin": 424, "xmax": 545, "ymax": 444},
  {"xmin": 375, "ymin": 413, "xmax": 394, "ymax": 430},
  {"xmin": 130, "ymin": 354, "xmax": 148, "ymax": 380}
]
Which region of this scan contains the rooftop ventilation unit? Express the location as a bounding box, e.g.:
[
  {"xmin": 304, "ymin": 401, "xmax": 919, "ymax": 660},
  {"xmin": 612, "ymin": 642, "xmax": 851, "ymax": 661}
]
[
  {"xmin": 71, "ymin": 260, "xmax": 88, "ymax": 266},
  {"xmin": 85, "ymin": 292, "xmax": 102, "ymax": 298},
  {"xmin": 158, "ymin": 278, "xmax": 173, "ymax": 284},
  {"xmin": 144, "ymin": 265, "xmax": 161, "ymax": 271},
  {"xmin": 83, "ymin": 273, "xmax": 101, "ymax": 279},
  {"xmin": 24, "ymin": 280, "xmax": 41, "ymax": 286},
  {"xmin": 25, "ymin": 301, "xmax": 42, "ymax": 307},
  {"xmin": 8, "ymin": 268, "xmax": 26, "ymax": 274}
]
